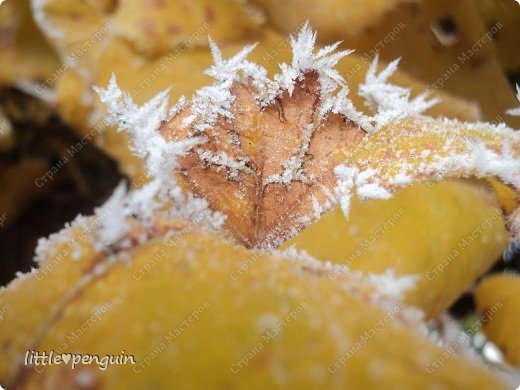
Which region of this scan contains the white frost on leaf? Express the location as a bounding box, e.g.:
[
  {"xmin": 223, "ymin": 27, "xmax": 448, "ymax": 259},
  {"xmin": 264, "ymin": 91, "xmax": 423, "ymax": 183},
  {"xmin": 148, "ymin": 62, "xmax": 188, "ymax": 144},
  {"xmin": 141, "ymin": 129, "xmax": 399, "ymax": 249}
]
[
  {"xmin": 318, "ymin": 86, "xmax": 372, "ymax": 129},
  {"xmin": 278, "ymin": 245, "xmax": 350, "ymax": 274},
  {"xmin": 34, "ymin": 214, "xmax": 88, "ymax": 266},
  {"xmin": 506, "ymin": 85, "xmax": 520, "ymax": 116},
  {"xmin": 196, "ymin": 148, "xmax": 252, "ymax": 180},
  {"xmin": 174, "ymin": 38, "xmax": 268, "ymax": 180},
  {"xmin": 93, "ymin": 77, "xmax": 225, "ymax": 251},
  {"xmin": 387, "ymin": 117, "xmax": 520, "ymax": 194},
  {"xmin": 85, "ymin": 25, "xmax": 519, "ymax": 254},
  {"xmin": 94, "ymin": 182, "xmax": 132, "ymax": 250},
  {"xmin": 334, "ymin": 165, "xmax": 393, "ymax": 219},
  {"xmin": 310, "ymin": 196, "xmax": 321, "ymax": 220},
  {"xmin": 335, "ymin": 116, "xmax": 520, "ymax": 228},
  {"xmin": 358, "ymin": 56, "xmax": 439, "ymax": 132},
  {"xmin": 334, "ymin": 165, "xmax": 357, "ymax": 218},
  {"xmin": 424, "ymin": 142, "xmax": 520, "ymax": 189},
  {"xmin": 167, "ymin": 185, "xmax": 226, "ymax": 230},
  {"xmin": 267, "ymin": 22, "xmax": 354, "ymax": 105},
  {"xmin": 367, "ymin": 270, "xmax": 418, "ymax": 301},
  {"xmin": 264, "ymin": 124, "xmax": 313, "ymax": 185},
  {"xmin": 183, "ymin": 39, "xmax": 268, "ymax": 132},
  {"xmin": 94, "ymin": 75, "xmax": 202, "ymax": 189},
  {"xmin": 31, "ymin": 0, "xmax": 65, "ymax": 41},
  {"xmin": 168, "ymin": 95, "xmax": 187, "ymax": 119},
  {"xmin": 267, "ymin": 25, "xmax": 437, "ymax": 132},
  {"xmin": 125, "ymin": 180, "xmax": 163, "ymax": 223},
  {"xmin": 166, "ymin": 23, "xmax": 443, "ymax": 193},
  {"xmin": 91, "ymin": 180, "xmax": 225, "ymax": 251},
  {"xmin": 355, "ymin": 168, "xmax": 393, "ymax": 200},
  {"xmin": 206, "ymin": 39, "xmax": 268, "ymax": 93},
  {"xmin": 413, "ymin": 138, "xmax": 520, "ymax": 238},
  {"xmin": 278, "ymin": 246, "xmax": 422, "ymax": 323}
]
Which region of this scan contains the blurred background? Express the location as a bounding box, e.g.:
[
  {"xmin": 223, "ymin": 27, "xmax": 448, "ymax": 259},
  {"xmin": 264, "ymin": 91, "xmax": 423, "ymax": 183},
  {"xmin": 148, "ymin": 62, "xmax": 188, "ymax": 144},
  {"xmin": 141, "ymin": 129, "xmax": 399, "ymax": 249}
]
[{"xmin": 0, "ymin": 0, "xmax": 519, "ymax": 309}]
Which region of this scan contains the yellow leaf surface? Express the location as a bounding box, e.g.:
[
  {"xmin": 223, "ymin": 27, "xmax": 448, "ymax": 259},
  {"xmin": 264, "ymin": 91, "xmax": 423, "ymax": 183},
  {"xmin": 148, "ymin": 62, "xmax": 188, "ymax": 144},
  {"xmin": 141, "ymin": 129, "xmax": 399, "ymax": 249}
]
[
  {"xmin": 250, "ymin": 0, "xmax": 405, "ymax": 42},
  {"xmin": 111, "ymin": 0, "xmax": 262, "ymax": 57},
  {"xmin": 0, "ymin": 0, "xmax": 59, "ymax": 86},
  {"xmin": 333, "ymin": 116, "xmax": 519, "ymax": 238},
  {"xmin": 0, "ymin": 228, "xmax": 510, "ymax": 388},
  {"xmin": 475, "ymin": 273, "xmax": 520, "ymax": 367},
  {"xmin": 33, "ymin": 0, "xmax": 260, "ymax": 68},
  {"xmin": 284, "ymin": 180, "xmax": 509, "ymax": 318}
]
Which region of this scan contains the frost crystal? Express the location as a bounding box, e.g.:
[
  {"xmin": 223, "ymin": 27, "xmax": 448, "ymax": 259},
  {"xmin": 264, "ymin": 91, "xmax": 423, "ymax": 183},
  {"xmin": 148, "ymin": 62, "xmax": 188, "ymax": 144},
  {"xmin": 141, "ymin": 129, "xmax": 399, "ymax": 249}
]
[
  {"xmin": 267, "ymin": 22, "xmax": 354, "ymax": 104},
  {"xmin": 358, "ymin": 56, "xmax": 439, "ymax": 131},
  {"xmin": 93, "ymin": 76, "xmax": 225, "ymax": 250},
  {"xmin": 196, "ymin": 148, "xmax": 252, "ymax": 180},
  {"xmin": 355, "ymin": 168, "xmax": 393, "ymax": 200},
  {"xmin": 506, "ymin": 85, "xmax": 520, "ymax": 117},
  {"xmin": 167, "ymin": 186, "xmax": 226, "ymax": 229},
  {"xmin": 425, "ymin": 142, "xmax": 520, "ymax": 189},
  {"xmin": 34, "ymin": 214, "xmax": 87, "ymax": 265},
  {"xmin": 367, "ymin": 270, "xmax": 418, "ymax": 300},
  {"xmin": 91, "ymin": 180, "xmax": 225, "ymax": 250},
  {"xmin": 278, "ymin": 246, "xmax": 422, "ymax": 321},
  {"xmin": 168, "ymin": 95, "xmax": 187, "ymax": 119},
  {"xmin": 31, "ymin": 0, "xmax": 65, "ymax": 41},
  {"xmin": 334, "ymin": 116, "xmax": 520, "ymax": 231},
  {"xmin": 318, "ymin": 86, "xmax": 370, "ymax": 128},
  {"xmin": 184, "ymin": 39, "xmax": 268, "ymax": 132},
  {"xmin": 264, "ymin": 124, "xmax": 313, "ymax": 185},
  {"xmin": 94, "ymin": 75, "xmax": 202, "ymax": 189},
  {"xmin": 91, "ymin": 181, "xmax": 173, "ymax": 250},
  {"xmin": 94, "ymin": 183, "xmax": 132, "ymax": 250},
  {"xmin": 334, "ymin": 165, "xmax": 357, "ymax": 217},
  {"xmin": 333, "ymin": 165, "xmax": 392, "ymax": 219}
]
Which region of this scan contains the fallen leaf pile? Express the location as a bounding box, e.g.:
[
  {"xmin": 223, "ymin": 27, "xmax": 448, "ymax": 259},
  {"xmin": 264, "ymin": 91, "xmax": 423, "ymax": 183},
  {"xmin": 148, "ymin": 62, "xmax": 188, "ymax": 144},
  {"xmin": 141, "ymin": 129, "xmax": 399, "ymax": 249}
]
[{"xmin": 0, "ymin": 1, "xmax": 520, "ymax": 388}]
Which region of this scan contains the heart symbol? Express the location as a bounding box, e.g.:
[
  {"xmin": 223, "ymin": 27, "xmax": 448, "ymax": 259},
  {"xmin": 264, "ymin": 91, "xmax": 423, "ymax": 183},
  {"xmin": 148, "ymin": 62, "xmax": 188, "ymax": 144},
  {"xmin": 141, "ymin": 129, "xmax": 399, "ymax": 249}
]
[{"xmin": 61, "ymin": 354, "xmax": 71, "ymax": 364}]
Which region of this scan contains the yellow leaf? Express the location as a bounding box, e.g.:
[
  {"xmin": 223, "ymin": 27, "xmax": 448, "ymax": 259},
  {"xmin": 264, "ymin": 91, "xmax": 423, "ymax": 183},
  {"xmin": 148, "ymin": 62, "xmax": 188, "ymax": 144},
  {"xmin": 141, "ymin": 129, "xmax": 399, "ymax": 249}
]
[
  {"xmin": 475, "ymin": 273, "xmax": 520, "ymax": 367},
  {"xmin": 250, "ymin": 0, "xmax": 405, "ymax": 41},
  {"xmin": 284, "ymin": 180, "xmax": 509, "ymax": 318},
  {"xmin": 335, "ymin": 116, "xmax": 520, "ymax": 239},
  {"xmin": 112, "ymin": 0, "xmax": 262, "ymax": 57},
  {"xmin": 0, "ymin": 228, "xmax": 510, "ymax": 388},
  {"xmin": 0, "ymin": 0, "xmax": 59, "ymax": 86}
]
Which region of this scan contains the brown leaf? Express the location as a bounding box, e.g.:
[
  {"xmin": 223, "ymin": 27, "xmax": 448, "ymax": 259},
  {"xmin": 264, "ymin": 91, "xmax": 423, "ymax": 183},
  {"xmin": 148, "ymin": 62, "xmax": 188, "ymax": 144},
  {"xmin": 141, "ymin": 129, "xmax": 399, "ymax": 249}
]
[{"xmin": 161, "ymin": 71, "xmax": 367, "ymax": 249}]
